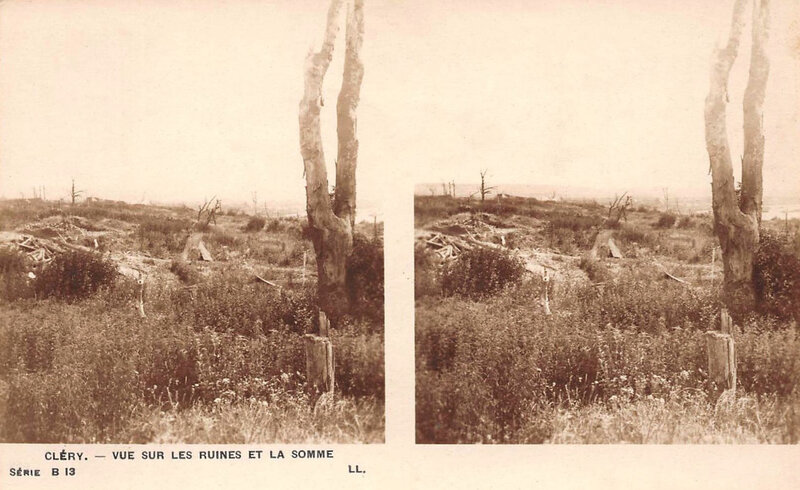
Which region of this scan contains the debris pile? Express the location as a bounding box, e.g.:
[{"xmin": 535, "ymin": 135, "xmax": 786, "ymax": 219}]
[
  {"xmin": 13, "ymin": 235, "xmax": 60, "ymax": 265},
  {"xmin": 423, "ymin": 233, "xmax": 474, "ymax": 260},
  {"xmin": 418, "ymin": 213, "xmax": 517, "ymax": 260}
]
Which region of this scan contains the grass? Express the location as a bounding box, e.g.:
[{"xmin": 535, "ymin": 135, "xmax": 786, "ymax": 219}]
[
  {"xmin": 415, "ymin": 195, "xmax": 800, "ymax": 444},
  {"xmin": 0, "ymin": 199, "xmax": 384, "ymax": 443}
]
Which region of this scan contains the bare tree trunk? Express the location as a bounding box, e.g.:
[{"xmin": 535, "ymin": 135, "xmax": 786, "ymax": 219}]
[
  {"xmin": 299, "ymin": 0, "xmax": 364, "ymax": 324},
  {"xmin": 704, "ymin": 0, "xmax": 770, "ymax": 315}
]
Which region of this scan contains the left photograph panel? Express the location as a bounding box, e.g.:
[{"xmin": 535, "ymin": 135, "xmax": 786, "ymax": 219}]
[{"xmin": 0, "ymin": 0, "xmax": 384, "ymax": 443}]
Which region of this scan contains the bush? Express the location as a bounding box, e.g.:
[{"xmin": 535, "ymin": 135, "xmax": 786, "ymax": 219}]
[
  {"xmin": 0, "ymin": 247, "xmax": 34, "ymax": 300},
  {"xmin": 35, "ymin": 250, "xmax": 117, "ymax": 300},
  {"xmin": 334, "ymin": 325, "xmax": 384, "ymax": 400},
  {"xmin": 172, "ymin": 276, "xmax": 315, "ymax": 336},
  {"xmin": 170, "ymin": 260, "xmax": 200, "ymax": 285},
  {"xmin": 441, "ymin": 247, "xmax": 525, "ymax": 299},
  {"xmin": 136, "ymin": 218, "xmax": 191, "ymax": 255},
  {"xmin": 346, "ymin": 234, "xmax": 384, "ymax": 323},
  {"xmin": 579, "ymin": 255, "xmax": 612, "ymax": 283},
  {"xmin": 656, "ymin": 213, "xmax": 677, "ymax": 229},
  {"xmin": 414, "ymin": 244, "xmax": 441, "ymax": 298},
  {"xmin": 244, "ymin": 216, "xmax": 266, "ymax": 232},
  {"xmin": 754, "ymin": 230, "xmax": 800, "ymax": 320}
]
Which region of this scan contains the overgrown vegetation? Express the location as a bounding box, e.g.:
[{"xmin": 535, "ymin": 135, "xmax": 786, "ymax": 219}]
[
  {"xmin": 244, "ymin": 216, "xmax": 267, "ymax": 232},
  {"xmin": 346, "ymin": 233, "xmax": 385, "ymax": 324},
  {"xmin": 137, "ymin": 218, "xmax": 192, "ymax": 256},
  {"xmin": 416, "ymin": 195, "xmax": 800, "ymax": 443},
  {"xmin": 754, "ymin": 230, "xmax": 800, "ymax": 321},
  {"xmin": 34, "ymin": 250, "xmax": 118, "ymax": 300},
  {"xmin": 442, "ymin": 247, "xmax": 525, "ymax": 299},
  {"xmin": 0, "ymin": 199, "xmax": 384, "ymax": 443}
]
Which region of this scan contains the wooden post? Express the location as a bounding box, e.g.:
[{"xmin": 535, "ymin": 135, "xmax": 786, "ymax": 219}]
[
  {"xmin": 720, "ymin": 308, "xmax": 733, "ymax": 334},
  {"xmin": 542, "ymin": 270, "xmax": 552, "ymax": 316},
  {"xmin": 706, "ymin": 308, "xmax": 736, "ymax": 401},
  {"xmin": 711, "ymin": 247, "xmax": 716, "ymax": 285},
  {"xmin": 302, "ymin": 251, "xmax": 307, "ymax": 286},
  {"xmin": 137, "ymin": 278, "xmax": 146, "ymax": 319},
  {"xmin": 303, "ymin": 310, "xmax": 334, "ymax": 400},
  {"xmin": 303, "ymin": 334, "xmax": 334, "ymax": 395}
]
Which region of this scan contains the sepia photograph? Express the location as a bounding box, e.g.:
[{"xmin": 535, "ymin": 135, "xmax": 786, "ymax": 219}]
[
  {"xmin": 0, "ymin": 0, "xmax": 385, "ymax": 444},
  {"xmin": 415, "ymin": 0, "xmax": 800, "ymax": 444}
]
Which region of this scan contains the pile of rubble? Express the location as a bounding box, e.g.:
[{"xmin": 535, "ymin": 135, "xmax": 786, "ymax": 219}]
[
  {"xmin": 423, "ymin": 233, "xmax": 475, "ymax": 260},
  {"xmin": 1, "ymin": 231, "xmax": 97, "ymax": 267},
  {"xmin": 418, "ymin": 214, "xmax": 514, "ymax": 260},
  {"xmin": 14, "ymin": 235, "xmax": 59, "ymax": 265}
]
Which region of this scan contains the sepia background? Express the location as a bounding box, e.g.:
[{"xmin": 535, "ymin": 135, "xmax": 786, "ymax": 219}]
[{"xmin": 1, "ymin": 0, "xmax": 799, "ymax": 487}]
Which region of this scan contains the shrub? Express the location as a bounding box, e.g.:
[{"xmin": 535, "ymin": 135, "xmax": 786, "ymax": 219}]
[
  {"xmin": 170, "ymin": 260, "xmax": 200, "ymax": 285},
  {"xmin": 754, "ymin": 230, "xmax": 800, "ymax": 320},
  {"xmin": 244, "ymin": 216, "xmax": 266, "ymax": 232},
  {"xmin": 441, "ymin": 247, "xmax": 525, "ymax": 299},
  {"xmin": 346, "ymin": 234, "xmax": 384, "ymax": 323},
  {"xmin": 656, "ymin": 213, "xmax": 677, "ymax": 229},
  {"xmin": 579, "ymin": 255, "xmax": 612, "ymax": 283},
  {"xmin": 173, "ymin": 276, "xmax": 315, "ymax": 336},
  {"xmin": 266, "ymin": 219, "xmax": 282, "ymax": 232},
  {"xmin": 35, "ymin": 250, "xmax": 117, "ymax": 300},
  {"xmin": 0, "ymin": 247, "xmax": 34, "ymax": 300},
  {"xmin": 334, "ymin": 325, "xmax": 384, "ymax": 400},
  {"xmin": 136, "ymin": 218, "xmax": 191, "ymax": 255},
  {"xmin": 414, "ymin": 244, "xmax": 441, "ymax": 298},
  {"xmin": 206, "ymin": 228, "xmax": 240, "ymax": 247}
]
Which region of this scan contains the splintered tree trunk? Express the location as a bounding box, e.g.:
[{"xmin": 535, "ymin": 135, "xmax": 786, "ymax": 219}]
[
  {"xmin": 706, "ymin": 308, "xmax": 736, "ymax": 401},
  {"xmin": 334, "ymin": 0, "xmax": 364, "ymax": 229},
  {"xmin": 704, "ymin": 0, "xmax": 770, "ymax": 316},
  {"xmin": 298, "ymin": 0, "xmax": 364, "ymax": 397},
  {"xmin": 304, "ymin": 334, "xmax": 335, "ymax": 396},
  {"xmin": 299, "ymin": 0, "xmax": 364, "ymax": 323}
]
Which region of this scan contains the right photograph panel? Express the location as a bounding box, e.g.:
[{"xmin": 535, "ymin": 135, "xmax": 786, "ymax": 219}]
[{"xmin": 415, "ymin": 0, "xmax": 800, "ymax": 444}]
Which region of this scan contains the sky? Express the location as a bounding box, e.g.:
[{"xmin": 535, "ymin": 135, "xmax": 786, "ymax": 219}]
[{"xmin": 0, "ymin": 0, "xmax": 798, "ymax": 211}]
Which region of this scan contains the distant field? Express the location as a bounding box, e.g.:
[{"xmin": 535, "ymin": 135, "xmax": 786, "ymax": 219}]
[
  {"xmin": 0, "ymin": 198, "xmax": 384, "ymax": 443},
  {"xmin": 415, "ymin": 195, "xmax": 800, "ymax": 444}
]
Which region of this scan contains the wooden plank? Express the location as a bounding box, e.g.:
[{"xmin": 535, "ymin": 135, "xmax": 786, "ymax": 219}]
[
  {"xmin": 197, "ymin": 240, "xmax": 214, "ymax": 261},
  {"xmin": 607, "ymin": 238, "xmax": 623, "ymax": 258},
  {"xmin": 254, "ymin": 275, "xmax": 281, "ymax": 288},
  {"xmin": 654, "ymin": 261, "xmax": 690, "ymax": 285}
]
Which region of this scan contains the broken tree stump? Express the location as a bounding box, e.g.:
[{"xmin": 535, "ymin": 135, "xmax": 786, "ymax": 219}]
[
  {"xmin": 705, "ymin": 331, "xmax": 736, "ymax": 401},
  {"xmin": 303, "ymin": 334, "xmax": 334, "ymax": 395}
]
